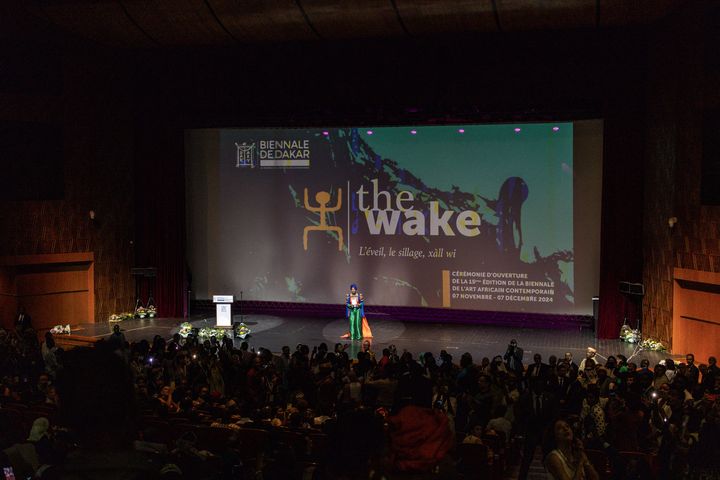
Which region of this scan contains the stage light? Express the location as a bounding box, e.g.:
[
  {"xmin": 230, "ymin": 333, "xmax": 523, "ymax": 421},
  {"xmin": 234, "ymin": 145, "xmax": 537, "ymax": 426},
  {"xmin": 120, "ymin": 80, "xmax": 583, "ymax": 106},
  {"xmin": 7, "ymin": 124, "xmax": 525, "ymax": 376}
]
[
  {"xmin": 552, "ymin": 126, "xmax": 560, "ymax": 131},
  {"xmin": 367, "ymin": 130, "xmax": 374, "ymax": 135},
  {"xmin": 322, "ymin": 131, "xmax": 329, "ymax": 136},
  {"xmin": 410, "ymin": 130, "xmax": 417, "ymax": 135},
  {"xmin": 514, "ymin": 128, "xmax": 521, "ymax": 133},
  {"xmin": 458, "ymin": 129, "xmax": 465, "ymax": 134}
]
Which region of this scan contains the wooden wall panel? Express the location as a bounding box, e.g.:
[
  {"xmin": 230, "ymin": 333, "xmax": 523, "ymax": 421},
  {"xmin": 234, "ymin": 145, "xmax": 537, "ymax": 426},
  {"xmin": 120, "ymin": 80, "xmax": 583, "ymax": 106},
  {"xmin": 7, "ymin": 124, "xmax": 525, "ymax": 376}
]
[
  {"xmin": 0, "ymin": 54, "xmax": 135, "ymax": 325},
  {"xmin": 672, "ymin": 269, "xmax": 720, "ymax": 362},
  {"xmin": 19, "ymin": 291, "xmax": 89, "ymax": 330},
  {"xmin": 0, "ymin": 267, "xmax": 16, "ymax": 327},
  {"xmin": 15, "ymin": 266, "xmax": 88, "ymax": 296},
  {"xmin": 643, "ymin": 2, "xmax": 720, "ymax": 353},
  {"xmin": 0, "ymin": 254, "xmax": 94, "ymax": 330}
]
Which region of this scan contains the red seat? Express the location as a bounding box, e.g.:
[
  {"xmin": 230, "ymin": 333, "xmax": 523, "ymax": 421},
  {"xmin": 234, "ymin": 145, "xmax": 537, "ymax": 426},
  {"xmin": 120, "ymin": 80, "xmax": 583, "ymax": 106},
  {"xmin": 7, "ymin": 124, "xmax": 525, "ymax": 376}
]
[{"xmin": 617, "ymin": 451, "xmax": 659, "ymax": 477}]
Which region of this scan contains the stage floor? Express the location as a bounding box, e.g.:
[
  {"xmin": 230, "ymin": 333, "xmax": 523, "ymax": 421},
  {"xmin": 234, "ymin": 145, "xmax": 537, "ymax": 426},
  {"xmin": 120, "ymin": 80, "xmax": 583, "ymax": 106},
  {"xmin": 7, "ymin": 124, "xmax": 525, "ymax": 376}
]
[{"xmin": 69, "ymin": 314, "xmax": 668, "ymax": 365}]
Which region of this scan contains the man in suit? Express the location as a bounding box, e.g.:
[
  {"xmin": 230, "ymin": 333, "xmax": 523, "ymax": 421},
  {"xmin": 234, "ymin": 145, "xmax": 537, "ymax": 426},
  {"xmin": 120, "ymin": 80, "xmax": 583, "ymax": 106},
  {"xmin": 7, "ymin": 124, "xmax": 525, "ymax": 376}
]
[
  {"xmin": 684, "ymin": 353, "xmax": 700, "ymax": 386},
  {"xmin": 15, "ymin": 306, "xmax": 32, "ymax": 331},
  {"xmin": 503, "ymin": 339, "xmax": 524, "ymax": 380},
  {"xmin": 515, "ymin": 377, "xmax": 558, "ymax": 480},
  {"xmin": 525, "ymin": 353, "xmax": 550, "ymax": 381},
  {"xmin": 549, "ymin": 361, "xmax": 573, "ymax": 403},
  {"xmin": 564, "ymin": 351, "xmax": 579, "ymax": 380}
]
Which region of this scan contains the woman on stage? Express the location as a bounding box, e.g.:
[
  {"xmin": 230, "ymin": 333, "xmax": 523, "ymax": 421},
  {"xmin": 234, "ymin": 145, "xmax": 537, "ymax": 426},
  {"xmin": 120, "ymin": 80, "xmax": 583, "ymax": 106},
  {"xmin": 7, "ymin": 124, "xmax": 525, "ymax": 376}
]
[{"xmin": 343, "ymin": 284, "xmax": 372, "ymax": 340}]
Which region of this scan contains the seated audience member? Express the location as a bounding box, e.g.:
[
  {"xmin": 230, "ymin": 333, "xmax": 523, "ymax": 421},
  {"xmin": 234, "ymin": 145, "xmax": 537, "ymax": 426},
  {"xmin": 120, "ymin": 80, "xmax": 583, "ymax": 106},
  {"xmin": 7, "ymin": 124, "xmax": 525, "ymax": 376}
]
[
  {"xmin": 544, "ymin": 418, "xmax": 600, "ymax": 480},
  {"xmin": 3, "ymin": 417, "xmax": 52, "ymax": 479},
  {"xmin": 37, "ymin": 343, "xmax": 179, "ymax": 479},
  {"xmin": 462, "ymin": 422, "xmax": 485, "ymax": 444},
  {"xmin": 486, "ymin": 405, "xmax": 512, "ymax": 440}
]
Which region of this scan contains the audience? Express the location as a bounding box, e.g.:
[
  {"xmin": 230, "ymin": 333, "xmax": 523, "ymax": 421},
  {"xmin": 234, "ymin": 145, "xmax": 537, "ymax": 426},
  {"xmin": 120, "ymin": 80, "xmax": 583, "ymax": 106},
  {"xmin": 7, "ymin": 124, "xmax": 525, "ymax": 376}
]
[{"xmin": 0, "ymin": 323, "xmax": 719, "ymax": 479}]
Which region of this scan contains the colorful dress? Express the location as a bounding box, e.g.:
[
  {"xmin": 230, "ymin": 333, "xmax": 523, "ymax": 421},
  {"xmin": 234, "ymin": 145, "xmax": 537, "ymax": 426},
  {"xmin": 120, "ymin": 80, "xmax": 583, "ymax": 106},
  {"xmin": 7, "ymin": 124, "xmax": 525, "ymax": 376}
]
[{"xmin": 344, "ymin": 287, "xmax": 372, "ymax": 340}]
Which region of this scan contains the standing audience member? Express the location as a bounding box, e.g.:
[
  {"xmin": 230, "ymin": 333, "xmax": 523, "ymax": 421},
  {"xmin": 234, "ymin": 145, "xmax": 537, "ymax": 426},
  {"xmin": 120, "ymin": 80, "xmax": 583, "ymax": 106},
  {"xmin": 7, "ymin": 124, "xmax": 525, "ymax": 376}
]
[
  {"xmin": 504, "ymin": 339, "xmax": 524, "ymax": 379},
  {"xmin": 15, "ymin": 306, "xmax": 32, "ymax": 332}
]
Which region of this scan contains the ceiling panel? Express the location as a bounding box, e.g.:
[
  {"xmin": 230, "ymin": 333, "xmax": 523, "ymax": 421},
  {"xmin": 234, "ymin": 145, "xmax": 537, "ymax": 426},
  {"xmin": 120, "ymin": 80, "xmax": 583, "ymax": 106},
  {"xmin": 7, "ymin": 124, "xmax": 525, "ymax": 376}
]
[
  {"xmin": 496, "ymin": 0, "xmax": 596, "ymax": 31},
  {"xmin": 207, "ymin": 0, "xmax": 316, "ymax": 43},
  {"xmin": 9, "ymin": 0, "xmax": 691, "ymax": 48},
  {"xmin": 35, "ymin": 2, "xmax": 154, "ymax": 48},
  {"xmin": 395, "ymin": 0, "xmax": 498, "ymax": 35},
  {"xmin": 301, "ymin": 0, "xmax": 406, "ymax": 39},
  {"xmin": 598, "ymin": 0, "xmax": 685, "ymax": 27},
  {"xmin": 120, "ymin": 0, "xmax": 235, "ymax": 46}
]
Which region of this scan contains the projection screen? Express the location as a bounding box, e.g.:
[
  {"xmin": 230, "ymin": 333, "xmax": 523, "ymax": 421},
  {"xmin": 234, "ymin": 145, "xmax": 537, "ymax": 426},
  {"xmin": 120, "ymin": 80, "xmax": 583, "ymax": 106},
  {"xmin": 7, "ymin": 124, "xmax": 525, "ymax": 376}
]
[{"xmin": 186, "ymin": 121, "xmax": 602, "ymax": 315}]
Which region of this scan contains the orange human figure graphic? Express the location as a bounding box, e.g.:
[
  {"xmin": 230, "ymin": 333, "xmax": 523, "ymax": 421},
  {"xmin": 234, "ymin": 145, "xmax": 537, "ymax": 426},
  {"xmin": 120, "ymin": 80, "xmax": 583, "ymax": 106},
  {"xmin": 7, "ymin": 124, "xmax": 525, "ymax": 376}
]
[{"xmin": 303, "ymin": 187, "xmax": 343, "ymax": 251}]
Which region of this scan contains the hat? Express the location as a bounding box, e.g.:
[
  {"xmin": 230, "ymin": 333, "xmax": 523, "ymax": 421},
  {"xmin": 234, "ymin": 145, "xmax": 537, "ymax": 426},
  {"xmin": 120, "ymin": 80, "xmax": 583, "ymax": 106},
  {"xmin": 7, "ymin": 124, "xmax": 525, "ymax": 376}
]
[{"xmin": 28, "ymin": 417, "xmax": 50, "ymax": 442}]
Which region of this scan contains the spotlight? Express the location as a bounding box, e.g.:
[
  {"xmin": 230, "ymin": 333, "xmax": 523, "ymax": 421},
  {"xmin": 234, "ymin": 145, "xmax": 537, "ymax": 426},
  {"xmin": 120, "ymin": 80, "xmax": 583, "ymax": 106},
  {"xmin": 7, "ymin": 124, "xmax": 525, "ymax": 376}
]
[
  {"xmin": 514, "ymin": 128, "xmax": 521, "ymax": 133},
  {"xmin": 366, "ymin": 130, "xmax": 374, "ymax": 135},
  {"xmin": 410, "ymin": 130, "xmax": 417, "ymax": 135},
  {"xmin": 552, "ymin": 126, "xmax": 560, "ymax": 131},
  {"xmin": 322, "ymin": 131, "xmax": 329, "ymax": 136},
  {"xmin": 458, "ymin": 129, "xmax": 465, "ymax": 134}
]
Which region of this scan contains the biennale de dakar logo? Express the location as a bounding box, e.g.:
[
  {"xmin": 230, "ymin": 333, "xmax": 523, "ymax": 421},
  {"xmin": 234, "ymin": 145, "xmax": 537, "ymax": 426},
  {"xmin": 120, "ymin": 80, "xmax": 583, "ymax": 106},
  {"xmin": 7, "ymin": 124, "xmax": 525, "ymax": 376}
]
[
  {"xmin": 236, "ymin": 140, "xmax": 310, "ymax": 169},
  {"xmin": 302, "ymin": 179, "xmax": 484, "ymax": 252}
]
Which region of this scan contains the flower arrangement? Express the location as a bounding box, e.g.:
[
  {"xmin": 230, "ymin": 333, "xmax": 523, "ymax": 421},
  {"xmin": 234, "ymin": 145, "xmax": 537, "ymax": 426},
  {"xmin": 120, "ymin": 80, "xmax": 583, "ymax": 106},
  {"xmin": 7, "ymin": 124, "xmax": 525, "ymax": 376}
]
[
  {"xmin": 179, "ymin": 322, "xmax": 193, "ymax": 337},
  {"xmin": 136, "ymin": 306, "xmax": 147, "ymax": 318},
  {"xmin": 234, "ymin": 322, "xmax": 251, "ymax": 339},
  {"xmin": 639, "ymin": 338, "xmax": 666, "ymax": 352},
  {"xmin": 178, "ymin": 322, "xmax": 239, "ymax": 340},
  {"xmin": 619, "ymin": 324, "xmax": 666, "ymax": 351},
  {"xmin": 50, "ymin": 324, "xmax": 71, "ymax": 335},
  {"xmin": 619, "ymin": 324, "xmax": 640, "ymax": 344},
  {"xmin": 198, "ymin": 327, "xmax": 230, "ymax": 340},
  {"xmin": 109, "ymin": 312, "xmax": 134, "ymax": 322},
  {"xmin": 147, "ymin": 305, "xmax": 157, "ymax": 318}
]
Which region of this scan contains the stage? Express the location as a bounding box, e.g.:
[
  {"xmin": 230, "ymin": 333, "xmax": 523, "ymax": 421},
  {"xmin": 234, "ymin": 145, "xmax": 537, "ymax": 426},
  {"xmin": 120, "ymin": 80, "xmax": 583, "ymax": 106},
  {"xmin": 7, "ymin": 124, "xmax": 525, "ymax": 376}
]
[{"xmin": 62, "ymin": 314, "xmax": 668, "ymax": 365}]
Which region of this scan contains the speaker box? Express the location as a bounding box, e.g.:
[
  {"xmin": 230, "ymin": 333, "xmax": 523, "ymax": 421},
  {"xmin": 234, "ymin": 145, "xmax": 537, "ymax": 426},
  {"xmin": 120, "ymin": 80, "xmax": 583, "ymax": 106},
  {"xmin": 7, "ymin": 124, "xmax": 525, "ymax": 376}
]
[{"xmin": 619, "ymin": 281, "xmax": 645, "ymax": 296}]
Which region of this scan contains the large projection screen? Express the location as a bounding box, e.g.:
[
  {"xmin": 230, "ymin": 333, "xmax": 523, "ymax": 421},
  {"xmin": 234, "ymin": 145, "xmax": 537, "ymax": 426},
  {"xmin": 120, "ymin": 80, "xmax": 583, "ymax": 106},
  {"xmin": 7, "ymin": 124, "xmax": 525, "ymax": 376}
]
[{"xmin": 186, "ymin": 121, "xmax": 602, "ymax": 315}]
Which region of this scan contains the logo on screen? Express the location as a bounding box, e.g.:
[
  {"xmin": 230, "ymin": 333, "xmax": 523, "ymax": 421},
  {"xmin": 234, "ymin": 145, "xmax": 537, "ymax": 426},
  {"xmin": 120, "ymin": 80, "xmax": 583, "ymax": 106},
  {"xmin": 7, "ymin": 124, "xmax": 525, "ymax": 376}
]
[
  {"xmin": 303, "ymin": 187, "xmax": 343, "ymax": 251},
  {"xmin": 235, "ymin": 142, "xmax": 256, "ymax": 168}
]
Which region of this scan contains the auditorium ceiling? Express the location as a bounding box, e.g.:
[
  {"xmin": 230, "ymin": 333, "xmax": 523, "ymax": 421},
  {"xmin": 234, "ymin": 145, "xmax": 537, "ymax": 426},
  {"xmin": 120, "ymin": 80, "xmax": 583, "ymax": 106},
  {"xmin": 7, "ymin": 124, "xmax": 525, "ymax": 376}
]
[{"xmin": 2, "ymin": 0, "xmax": 685, "ymax": 48}]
